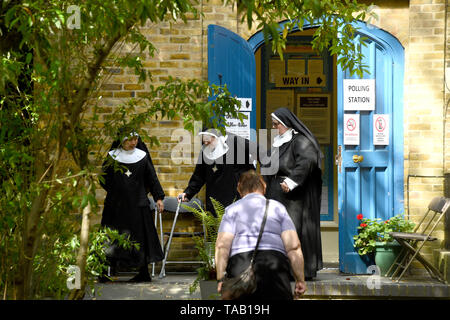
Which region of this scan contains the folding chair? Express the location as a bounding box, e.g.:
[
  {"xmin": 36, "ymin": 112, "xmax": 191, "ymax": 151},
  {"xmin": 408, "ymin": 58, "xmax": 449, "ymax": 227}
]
[
  {"xmin": 149, "ymin": 198, "xmax": 164, "ymax": 277},
  {"xmin": 158, "ymin": 196, "xmax": 206, "ymax": 278},
  {"xmin": 386, "ymin": 196, "xmax": 450, "ymax": 283}
]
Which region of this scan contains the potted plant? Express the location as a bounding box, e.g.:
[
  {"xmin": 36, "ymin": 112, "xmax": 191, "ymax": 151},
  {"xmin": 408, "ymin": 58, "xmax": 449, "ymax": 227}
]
[
  {"xmin": 182, "ymin": 197, "xmax": 225, "ymax": 300},
  {"xmin": 353, "ymin": 213, "xmax": 415, "ymax": 275}
]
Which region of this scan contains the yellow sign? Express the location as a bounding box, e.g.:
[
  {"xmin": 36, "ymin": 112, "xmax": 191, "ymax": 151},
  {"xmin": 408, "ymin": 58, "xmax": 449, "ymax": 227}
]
[{"xmin": 275, "ymin": 74, "xmax": 326, "ymax": 87}]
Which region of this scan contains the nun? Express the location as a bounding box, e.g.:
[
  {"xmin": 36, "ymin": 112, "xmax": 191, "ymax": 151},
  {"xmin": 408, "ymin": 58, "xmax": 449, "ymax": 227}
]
[
  {"xmin": 99, "ymin": 129, "xmax": 164, "ymax": 282},
  {"xmin": 179, "ymin": 128, "xmax": 258, "ymax": 216},
  {"xmin": 264, "ymin": 107, "xmax": 323, "ymax": 280}
]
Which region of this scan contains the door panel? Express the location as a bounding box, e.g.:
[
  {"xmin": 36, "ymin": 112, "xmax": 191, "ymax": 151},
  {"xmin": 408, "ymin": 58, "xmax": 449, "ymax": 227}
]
[
  {"xmin": 208, "ymin": 25, "xmax": 256, "ymax": 138},
  {"xmin": 338, "ymin": 27, "xmax": 404, "ymax": 274}
]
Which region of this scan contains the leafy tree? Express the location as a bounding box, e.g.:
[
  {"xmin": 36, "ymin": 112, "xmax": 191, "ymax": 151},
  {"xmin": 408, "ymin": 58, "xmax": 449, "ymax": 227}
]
[
  {"xmin": 0, "ymin": 0, "xmax": 372, "ymax": 299},
  {"xmin": 234, "ymin": 0, "xmax": 374, "ymax": 76}
]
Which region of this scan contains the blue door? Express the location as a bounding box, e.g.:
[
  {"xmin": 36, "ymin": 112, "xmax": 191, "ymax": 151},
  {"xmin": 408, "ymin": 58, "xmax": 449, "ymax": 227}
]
[
  {"xmin": 208, "ymin": 25, "xmax": 256, "ymax": 140},
  {"xmin": 337, "ymin": 25, "xmax": 404, "ymax": 274}
]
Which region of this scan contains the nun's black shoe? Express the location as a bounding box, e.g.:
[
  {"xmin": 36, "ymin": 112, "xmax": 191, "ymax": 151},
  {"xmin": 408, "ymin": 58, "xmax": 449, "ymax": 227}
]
[
  {"xmin": 98, "ymin": 275, "xmax": 113, "ymax": 283},
  {"xmin": 128, "ymin": 272, "xmax": 152, "ymax": 283}
]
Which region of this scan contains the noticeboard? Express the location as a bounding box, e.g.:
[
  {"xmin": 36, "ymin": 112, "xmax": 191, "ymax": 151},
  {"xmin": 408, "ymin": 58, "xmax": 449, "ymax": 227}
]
[{"xmin": 297, "ymin": 93, "xmax": 331, "ymax": 144}]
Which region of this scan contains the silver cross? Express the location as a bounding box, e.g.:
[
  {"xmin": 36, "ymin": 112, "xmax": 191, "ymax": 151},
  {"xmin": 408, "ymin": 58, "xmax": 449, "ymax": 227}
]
[
  {"xmin": 125, "ymin": 169, "xmax": 132, "ymax": 177},
  {"xmin": 212, "ymin": 165, "xmax": 218, "ymax": 173}
]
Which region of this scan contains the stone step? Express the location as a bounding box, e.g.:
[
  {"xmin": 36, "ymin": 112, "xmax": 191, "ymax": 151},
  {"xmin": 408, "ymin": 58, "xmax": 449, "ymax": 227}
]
[{"xmin": 300, "ymin": 268, "xmax": 449, "ymax": 299}]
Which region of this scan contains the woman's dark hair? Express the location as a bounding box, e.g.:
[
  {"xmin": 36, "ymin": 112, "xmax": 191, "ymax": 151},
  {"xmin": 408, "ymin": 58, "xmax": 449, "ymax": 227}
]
[{"xmin": 237, "ymin": 170, "xmax": 265, "ymax": 195}]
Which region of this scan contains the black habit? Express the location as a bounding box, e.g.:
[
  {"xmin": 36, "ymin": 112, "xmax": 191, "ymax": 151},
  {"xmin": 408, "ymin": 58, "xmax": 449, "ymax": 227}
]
[
  {"xmin": 100, "ymin": 146, "xmax": 164, "ymax": 269},
  {"xmin": 183, "ymin": 132, "xmax": 257, "ymax": 215},
  {"xmin": 264, "ymin": 107, "xmax": 323, "ymax": 279}
]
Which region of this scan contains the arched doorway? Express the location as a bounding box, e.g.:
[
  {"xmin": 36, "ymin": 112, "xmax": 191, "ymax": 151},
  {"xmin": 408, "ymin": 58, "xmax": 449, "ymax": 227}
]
[{"xmin": 208, "ymin": 20, "xmax": 404, "ymax": 274}]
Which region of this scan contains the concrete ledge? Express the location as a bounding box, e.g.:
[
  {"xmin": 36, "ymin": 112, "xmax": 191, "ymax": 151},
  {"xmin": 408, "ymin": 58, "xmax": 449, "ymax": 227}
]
[
  {"xmin": 301, "ymin": 268, "xmax": 449, "ymax": 299},
  {"xmin": 89, "ymin": 269, "xmax": 450, "ymax": 300},
  {"xmin": 433, "ymin": 249, "xmax": 450, "ymax": 282}
]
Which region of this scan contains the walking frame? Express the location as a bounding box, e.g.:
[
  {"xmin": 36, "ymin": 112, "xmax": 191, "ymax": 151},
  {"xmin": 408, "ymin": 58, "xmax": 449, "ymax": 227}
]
[
  {"xmin": 151, "ymin": 197, "xmax": 206, "ymax": 278},
  {"xmin": 150, "ymin": 200, "xmax": 164, "ymax": 277}
]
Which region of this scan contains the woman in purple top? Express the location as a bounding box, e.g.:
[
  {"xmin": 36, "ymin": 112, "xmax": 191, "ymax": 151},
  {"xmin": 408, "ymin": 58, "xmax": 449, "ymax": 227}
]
[{"xmin": 215, "ymin": 170, "xmax": 307, "ymax": 300}]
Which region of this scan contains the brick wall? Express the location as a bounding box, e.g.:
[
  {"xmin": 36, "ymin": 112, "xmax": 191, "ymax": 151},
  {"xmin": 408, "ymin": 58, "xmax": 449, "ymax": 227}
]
[{"xmin": 406, "ymin": 0, "xmax": 447, "ymax": 264}]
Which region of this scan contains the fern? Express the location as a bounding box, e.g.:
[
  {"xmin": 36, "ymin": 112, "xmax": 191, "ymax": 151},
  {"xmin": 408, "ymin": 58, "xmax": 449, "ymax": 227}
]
[
  {"xmin": 182, "ymin": 197, "xmax": 225, "ymax": 243},
  {"xmin": 182, "ymin": 197, "xmax": 225, "ymax": 293}
]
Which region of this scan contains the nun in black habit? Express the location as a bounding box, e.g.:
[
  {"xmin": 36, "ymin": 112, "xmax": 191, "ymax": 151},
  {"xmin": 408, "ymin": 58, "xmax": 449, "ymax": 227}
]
[
  {"xmin": 263, "ymin": 107, "xmax": 323, "ymax": 279},
  {"xmin": 100, "ymin": 129, "xmax": 164, "ymax": 282},
  {"xmin": 179, "ymin": 128, "xmax": 258, "ymax": 216}
]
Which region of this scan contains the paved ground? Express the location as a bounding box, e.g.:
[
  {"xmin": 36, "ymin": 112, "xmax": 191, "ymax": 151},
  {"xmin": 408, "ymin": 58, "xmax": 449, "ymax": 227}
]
[
  {"xmin": 85, "ymin": 273, "xmax": 201, "ymax": 300},
  {"xmin": 84, "ymin": 267, "xmax": 449, "ymax": 300}
]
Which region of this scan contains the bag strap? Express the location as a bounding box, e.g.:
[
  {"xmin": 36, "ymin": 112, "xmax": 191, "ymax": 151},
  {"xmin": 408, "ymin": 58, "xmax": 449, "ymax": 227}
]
[{"xmin": 250, "ymin": 198, "xmax": 269, "ymax": 264}]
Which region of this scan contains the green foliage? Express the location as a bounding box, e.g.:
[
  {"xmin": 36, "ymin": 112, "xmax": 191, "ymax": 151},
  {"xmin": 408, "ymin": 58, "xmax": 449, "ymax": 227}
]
[
  {"xmin": 233, "ymin": 0, "xmax": 375, "ymax": 77},
  {"xmin": 34, "ymin": 225, "xmax": 139, "ymax": 299},
  {"xmin": 183, "ymin": 198, "xmax": 225, "ymax": 294},
  {"xmin": 0, "ymin": 0, "xmax": 240, "ymax": 299},
  {"xmin": 184, "ymin": 197, "xmax": 225, "ymax": 243},
  {"xmin": 353, "ymin": 214, "xmax": 415, "ymax": 256},
  {"xmin": 1, "ymin": 0, "xmax": 374, "ymax": 299}
]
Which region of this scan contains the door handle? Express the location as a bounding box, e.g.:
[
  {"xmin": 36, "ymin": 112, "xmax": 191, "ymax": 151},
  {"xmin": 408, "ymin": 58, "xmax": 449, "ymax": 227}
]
[{"xmin": 353, "ymin": 155, "xmax": 364, "ymax": 163}]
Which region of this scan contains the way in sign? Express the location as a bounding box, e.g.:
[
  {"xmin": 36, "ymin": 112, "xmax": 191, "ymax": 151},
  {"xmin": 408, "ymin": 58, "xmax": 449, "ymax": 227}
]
[{"xmin": 282, "ymin": 76, "xmax": 310, "ymax": 85}]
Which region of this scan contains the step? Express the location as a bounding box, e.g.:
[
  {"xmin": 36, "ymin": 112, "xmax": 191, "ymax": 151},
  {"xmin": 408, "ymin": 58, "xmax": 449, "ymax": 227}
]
[{"xmin": 301, "ymin": 268, "xmax": 450, "ymax": 299}]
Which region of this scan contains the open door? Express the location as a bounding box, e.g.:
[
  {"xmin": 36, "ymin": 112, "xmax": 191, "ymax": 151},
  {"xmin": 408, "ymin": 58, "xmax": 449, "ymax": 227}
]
[
  {"xmin": 337, "ymin": 26, "xmax": 404, "ymax": 274},
  {"xmin": 208, "ymin": 25, "xmax": 256, "ymax": 140}
]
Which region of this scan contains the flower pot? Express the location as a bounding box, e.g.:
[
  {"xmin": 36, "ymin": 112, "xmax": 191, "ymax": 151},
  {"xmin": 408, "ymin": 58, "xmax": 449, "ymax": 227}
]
[
  {"xmin": 374, "ymin": 241, "xmax": 402, "ymax": 276},
  {"xmin": 199, "ymin": 280, "xmax": 220, "ymax": 300}
]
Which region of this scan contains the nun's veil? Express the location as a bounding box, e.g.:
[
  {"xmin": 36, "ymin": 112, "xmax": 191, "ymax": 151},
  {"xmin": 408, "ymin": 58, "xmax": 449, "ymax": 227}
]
[
  {"xmin": 108, "ymin": 127, "xmax": 150, "ymax": 159},
  {"xmin": 272, "ymin": 107, "xmax": 324, "ymax": 169}
]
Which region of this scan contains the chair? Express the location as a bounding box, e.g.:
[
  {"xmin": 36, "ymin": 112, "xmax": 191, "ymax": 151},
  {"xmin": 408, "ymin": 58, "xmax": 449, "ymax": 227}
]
[
  {"xmin": 157, "ymin": 196, "xmax": 206, "ymax": 278},
  {"xmin": 386, "ymin": 196, "xmax": 450, "ymax": 283}
]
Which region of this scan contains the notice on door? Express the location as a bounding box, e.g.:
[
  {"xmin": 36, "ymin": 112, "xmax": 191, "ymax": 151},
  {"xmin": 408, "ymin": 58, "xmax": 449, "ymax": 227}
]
[
  {"xmin": 225, "ymin": 98, "xmax": 252, "ymax": 139},
  {"xmin": 236, "ymin": 98, "xmax": 252, "ymax": 112},
  {"xmin": 225, "ymin": 114, "xmax": 250, "ymax": 140},
  {"xmin": 373, "ymin": 114, "xmax": 389, "ymax": 145},
  {"xmin": 297, "ymin": 93, "xmax": 330, "ymax": 144},
  {"xmin": 344, "ymin": 114, "xmax": 360, "ymax": 145},
  {"xmin": 343, "ymin": 79, "xmax": 375, "ymax": 111}
]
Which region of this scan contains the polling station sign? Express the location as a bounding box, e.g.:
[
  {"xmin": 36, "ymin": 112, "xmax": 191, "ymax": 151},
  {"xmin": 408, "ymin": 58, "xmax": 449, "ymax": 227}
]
[{"xmin": 343, "ymin": 79, "xmax": 375, "ymax": 111}]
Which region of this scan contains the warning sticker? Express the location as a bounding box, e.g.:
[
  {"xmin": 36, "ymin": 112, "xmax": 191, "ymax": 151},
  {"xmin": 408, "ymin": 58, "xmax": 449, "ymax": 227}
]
[
  {"xmin": 373, "ymin": 114, "xmax": 389, "ymax": 145},
  {"xmin": 344, "ymin": 114, "xmax": 360, "ymax": 145}
]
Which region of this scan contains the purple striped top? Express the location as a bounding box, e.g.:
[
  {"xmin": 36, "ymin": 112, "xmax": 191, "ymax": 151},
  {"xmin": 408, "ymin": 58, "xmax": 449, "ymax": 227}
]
[{"xmin": 218, "ymin": 193, "xmax": 296, "ymax": 257}]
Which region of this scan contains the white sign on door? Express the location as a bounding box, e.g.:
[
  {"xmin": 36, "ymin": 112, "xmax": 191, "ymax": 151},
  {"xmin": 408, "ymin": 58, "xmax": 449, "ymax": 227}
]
[
  {"xmin": 373, "ymin": 114, "xmax": 389, "ymax": 145},
  {"xmin": 225, "ymin": 114, "xmax": 250, "ymax": 140},
  {"xmin": 226, "ymin": 97, "xmax": 252, "ymax": 139},
  {"xmin": 344, "ymin": 113, "xmax": 360, "ymax": 145},
  {"xmin": 343, "ymin": 79, "xmax": 375, "ymax": 111},
  {"xmin": 236, "ymin": 98, "xmax": 252, "ymax": 112}
]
